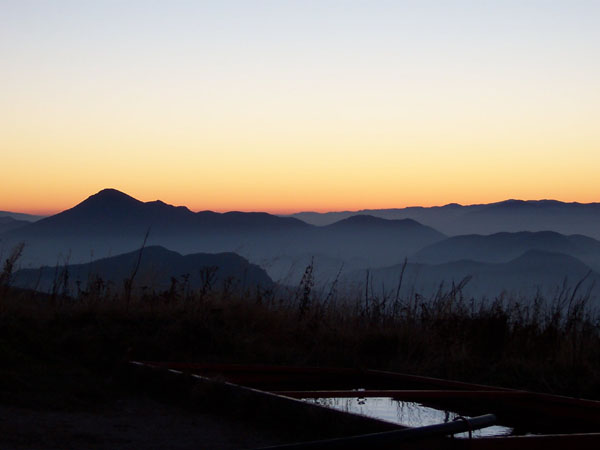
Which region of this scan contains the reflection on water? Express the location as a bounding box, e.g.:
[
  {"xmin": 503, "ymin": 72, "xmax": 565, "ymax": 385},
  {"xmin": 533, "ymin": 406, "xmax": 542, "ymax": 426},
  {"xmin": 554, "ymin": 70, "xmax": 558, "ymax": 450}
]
[{"xmin": 302, "ymin": 397, "xmax": 512, "ymax": 438}]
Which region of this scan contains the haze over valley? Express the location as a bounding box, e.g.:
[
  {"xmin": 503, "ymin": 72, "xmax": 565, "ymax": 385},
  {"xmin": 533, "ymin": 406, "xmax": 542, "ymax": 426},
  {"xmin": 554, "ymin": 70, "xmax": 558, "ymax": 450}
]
[{"xmin": 3, "ymin": 188, "xmax": 600, "ymax": 304}]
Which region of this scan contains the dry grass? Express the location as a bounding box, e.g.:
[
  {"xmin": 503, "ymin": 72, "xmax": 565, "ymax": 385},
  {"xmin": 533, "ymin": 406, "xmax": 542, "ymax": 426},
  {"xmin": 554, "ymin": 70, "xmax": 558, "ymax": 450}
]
[{"xmin": 1, "ymin": 257, "xmax": 599, "ymax": 405}]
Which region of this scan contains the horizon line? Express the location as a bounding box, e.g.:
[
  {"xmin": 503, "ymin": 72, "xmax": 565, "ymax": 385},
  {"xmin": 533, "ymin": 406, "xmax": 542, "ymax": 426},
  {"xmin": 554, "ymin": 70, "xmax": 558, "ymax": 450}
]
[{"xmin": 3, "ymin": 188, "xmax": 600, "ymax": 218}]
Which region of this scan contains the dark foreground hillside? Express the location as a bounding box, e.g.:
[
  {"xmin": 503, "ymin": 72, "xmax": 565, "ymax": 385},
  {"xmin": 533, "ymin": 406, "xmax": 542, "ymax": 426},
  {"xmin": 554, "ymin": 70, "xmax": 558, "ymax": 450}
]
[
  {"xmin": 2, "ymin": 273, "xmax": 599, "ymax": 400},
  {"xmin": 1, "ymin": 253, "xmax": 599, "ymax": 448}
]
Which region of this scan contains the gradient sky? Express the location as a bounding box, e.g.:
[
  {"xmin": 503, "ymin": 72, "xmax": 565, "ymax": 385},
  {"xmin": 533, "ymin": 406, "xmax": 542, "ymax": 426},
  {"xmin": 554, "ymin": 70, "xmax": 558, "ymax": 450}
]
[{"xmin": 1, "ymin": 0, "xmax": 599, "ymax": 215}]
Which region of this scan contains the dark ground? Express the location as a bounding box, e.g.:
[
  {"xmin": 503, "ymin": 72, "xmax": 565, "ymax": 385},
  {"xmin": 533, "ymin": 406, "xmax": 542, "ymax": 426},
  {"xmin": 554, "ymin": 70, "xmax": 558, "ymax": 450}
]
[
  {"xmin": 0, "ymin": 396, "xmax": 298, "ymax": 450},
  {"xmin": 1, "ymin": 285, "xmax": 599, "ymax": 448}
]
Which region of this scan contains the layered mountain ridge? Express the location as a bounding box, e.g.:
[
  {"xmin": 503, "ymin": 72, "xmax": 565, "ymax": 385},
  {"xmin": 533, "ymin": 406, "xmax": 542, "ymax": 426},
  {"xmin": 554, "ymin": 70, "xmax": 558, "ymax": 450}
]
[
  {"xmin": 289, "ymin": 199, "xmax": 600, "ymax": 239},
  {"xmin": 12, "ymin": 245, "xmax": 273, "ymax": 293},
  {"xmin": 1, "ymin": 189, "xmax": 444, "ymax": 273},
  {"xmin": 3, "ymin": 189, "xmax": 600, "ymax": 303}
]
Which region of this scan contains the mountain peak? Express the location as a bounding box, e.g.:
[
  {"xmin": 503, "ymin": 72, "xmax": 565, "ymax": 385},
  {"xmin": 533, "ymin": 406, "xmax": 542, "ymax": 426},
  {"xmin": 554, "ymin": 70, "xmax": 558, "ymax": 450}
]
[
  {"xmin": 78, "ymin": 189, "xmax": 143, "ymax": 209},
  {"xmin": 90, "ymin": 188, "xmax": 138, "ymax": 201},
  {"xmin": 509, "ymin": 249, "xmax": 590, "ymax": 270}
]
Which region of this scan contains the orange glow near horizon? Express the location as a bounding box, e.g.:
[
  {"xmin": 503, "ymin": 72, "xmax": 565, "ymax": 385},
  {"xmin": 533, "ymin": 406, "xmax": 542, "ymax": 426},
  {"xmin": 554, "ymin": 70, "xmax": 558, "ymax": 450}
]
[
  {"xmin": 2, "ymin": 113, "xmax": 599, "ymax": 215},
  {"xmin": 1, "ymin": 2, "xmax": 599, "ymax": 216},
  {"xmin": 5, "ymin": 184, "xmax": 600, "ymax": 217}
]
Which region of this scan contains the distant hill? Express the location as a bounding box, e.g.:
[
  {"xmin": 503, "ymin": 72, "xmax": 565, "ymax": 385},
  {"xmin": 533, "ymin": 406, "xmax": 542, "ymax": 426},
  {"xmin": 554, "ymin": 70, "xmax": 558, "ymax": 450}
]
[
  {"xmin": 1, "ymin": 189, "xmax": 445, "ymax": 276},
  {"xmin": 0, "ymin": 210, "xmax": 45, "ymax": 222},
  {"xmin": 346, "ymin": 250, "xmax": 600, "ymax": 302},
  {"xmin": 324, "ymin": 215, "xmax": 433, "ymax": 231},
  {"xmin": 9, "ymin": 188, "xmax": 307, "ymax": 238},
  {"xmin": 0, "ymin": 216, "xmax": 30, "ymax": 234},
  {"xmin": 251, "ymin": 217, "xmax": 444, "ymax": 286},
  {"xmin": 411, "ymin": 231, "xmax": 600, "ymax": 272},
  {"xmin": 1, "ymin": 189, "xmax": 310, "ymax": 267},
  {"xmin": 7, "ymin": 190, "xmax": 600, "ymax": 300},
  {"xmin": 288, "ymin": 200, "xmax": 600, "ymax": 239},
  {"xmin": 12, "ymin": 246, "xmax": 273, "ymax": 294},
  {"xmin": 308, "ymin": 215, "xmax": 445, "ymax": 268}
]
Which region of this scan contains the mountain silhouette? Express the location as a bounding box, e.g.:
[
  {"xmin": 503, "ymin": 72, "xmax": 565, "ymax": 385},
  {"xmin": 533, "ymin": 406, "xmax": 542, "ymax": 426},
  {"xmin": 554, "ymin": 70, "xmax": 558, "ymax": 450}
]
[
  {"xmin": 507, "ymin": 249, "xmax": 591, "ymax": 272},
  {"xmin": 411, "ymin": 231, "xmax": 600, "ymax": 271},
  {"xmin": 5, "ymin": 189, "xmax": 599, "ymax": 300},
  {"xmin": 1, "ymin": 190, "xmax": 445, "ymax": 274},
  {"xmin": 0, "ymin": 210, "xmax": 45, "ymax": 222},
  {"xmin": 10, "ymin": 188, "xmax": 306, "ymax": 237},
  {"xmin": 260, "ymin": 216, "xmax": 445, "ymax": 284},
  {"xmin": 12, "ymin": 245, "xmax": 273, "ymax": 293},
  {"xmin": 305, "ymin": 215, "xmax": 445, "ymax": 268},
  {"xmin": 348, "ymin": 249, "xmax": 600, "ymax": 302},
  {"xmin": 0, "ymin": 216, "xmax": 29, "ymax": 234},
  {"xmin": 289, "ymin": 200, "xmax": 600, "ymax": 239},
  {"xmin": 325, "ymin": 215, "xmax": 432, "ymax": 231}
]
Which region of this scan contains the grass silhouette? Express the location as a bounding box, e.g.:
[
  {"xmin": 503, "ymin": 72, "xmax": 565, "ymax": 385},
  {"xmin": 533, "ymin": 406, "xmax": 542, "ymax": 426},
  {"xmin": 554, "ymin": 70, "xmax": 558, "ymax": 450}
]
[{"xmin": 1, "ymin": 251, "xmax": 599, "ymax": 406}]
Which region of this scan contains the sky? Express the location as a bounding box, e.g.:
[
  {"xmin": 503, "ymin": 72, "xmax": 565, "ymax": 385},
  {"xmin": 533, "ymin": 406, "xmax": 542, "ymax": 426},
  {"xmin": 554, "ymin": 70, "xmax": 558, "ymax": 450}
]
[{"xmin": 1, "ymin": 0, "xmax": 599, "ymax": 215}]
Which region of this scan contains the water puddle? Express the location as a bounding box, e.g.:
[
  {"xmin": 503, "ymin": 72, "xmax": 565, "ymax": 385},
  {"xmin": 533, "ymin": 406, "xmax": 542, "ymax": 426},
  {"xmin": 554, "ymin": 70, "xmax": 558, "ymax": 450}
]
[{"xmin": 302, "ymin": 397, "xmax": 513, "ymax": 438}]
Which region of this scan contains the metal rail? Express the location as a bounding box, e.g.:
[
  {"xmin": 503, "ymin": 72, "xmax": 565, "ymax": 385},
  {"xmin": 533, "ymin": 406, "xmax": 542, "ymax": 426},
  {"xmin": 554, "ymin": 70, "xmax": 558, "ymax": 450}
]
[{"xmin": 256, "ymin": 413, "xmax": 497, "ymax": 449}]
